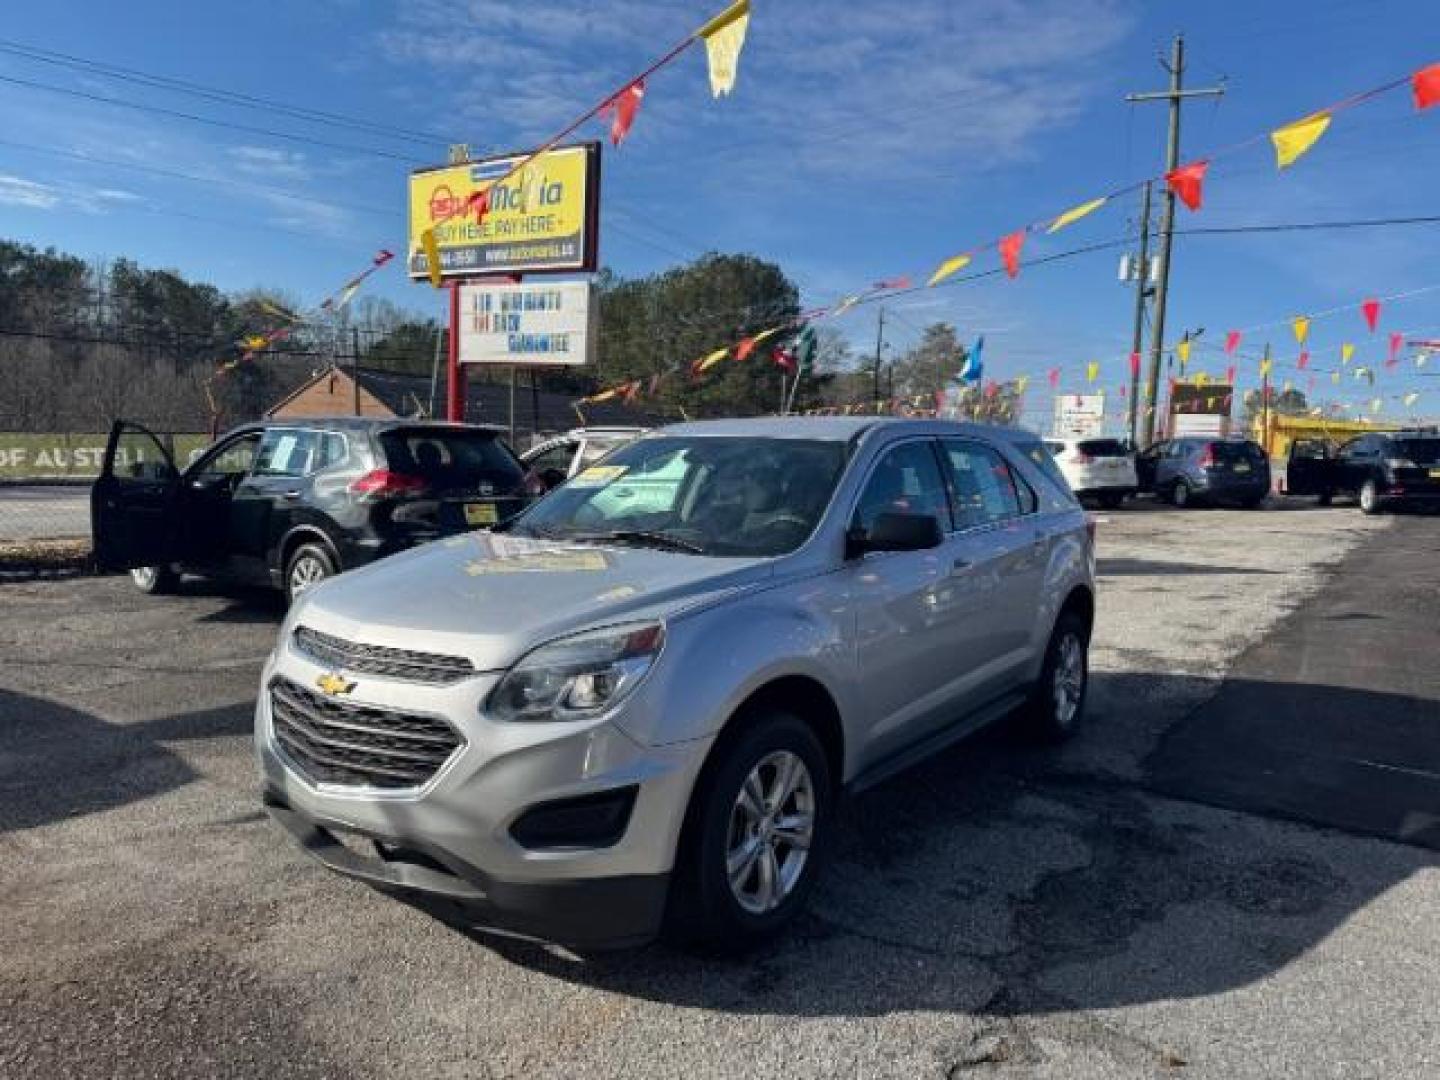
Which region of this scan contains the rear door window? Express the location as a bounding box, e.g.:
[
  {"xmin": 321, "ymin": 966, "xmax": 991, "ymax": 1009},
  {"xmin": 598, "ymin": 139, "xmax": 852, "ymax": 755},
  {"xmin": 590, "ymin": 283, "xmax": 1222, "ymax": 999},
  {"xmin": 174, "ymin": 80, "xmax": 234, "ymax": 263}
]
[
  {"xmin": 254, "ymin": 429, "xmax": 318, "ymax": 477},
  {"xmin": 380, "ymin": 429, "xmax": 526, "ymax": 493},
  {"xmin": 940, "ymin": 440, "xmax": 1024, "ymax": 528}
]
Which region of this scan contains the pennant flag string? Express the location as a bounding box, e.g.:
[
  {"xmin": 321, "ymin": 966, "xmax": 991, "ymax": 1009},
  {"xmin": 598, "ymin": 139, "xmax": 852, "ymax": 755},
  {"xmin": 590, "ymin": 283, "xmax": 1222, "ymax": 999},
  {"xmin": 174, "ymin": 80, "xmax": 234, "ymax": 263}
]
[{"xmin": 1271, "ymin": 113, "xmax": 1332, "ymax": 169}]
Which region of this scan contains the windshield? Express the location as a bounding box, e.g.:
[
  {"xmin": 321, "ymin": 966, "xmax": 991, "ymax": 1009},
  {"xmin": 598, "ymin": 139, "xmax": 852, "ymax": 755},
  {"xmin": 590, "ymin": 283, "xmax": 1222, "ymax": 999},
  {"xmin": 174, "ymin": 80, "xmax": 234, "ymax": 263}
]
[
  {"xmin": 1392, "ymin": 439, "xmax": 1440, "ymax": 465},
  {"xmin": 507, "ymin": 436, "xmax": 848, "ymax": 557},
  {"xmin": 379, "ymin": 429, "xmax": 525, "ymax": 493}
]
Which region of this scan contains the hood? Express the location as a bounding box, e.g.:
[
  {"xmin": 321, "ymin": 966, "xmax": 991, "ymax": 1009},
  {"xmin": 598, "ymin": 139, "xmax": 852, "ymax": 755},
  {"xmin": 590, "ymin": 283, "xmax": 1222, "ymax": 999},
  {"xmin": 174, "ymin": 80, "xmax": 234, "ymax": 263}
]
[{"xmin": 291, "ymin": 532, "xmax": 772, "ymax": 671}]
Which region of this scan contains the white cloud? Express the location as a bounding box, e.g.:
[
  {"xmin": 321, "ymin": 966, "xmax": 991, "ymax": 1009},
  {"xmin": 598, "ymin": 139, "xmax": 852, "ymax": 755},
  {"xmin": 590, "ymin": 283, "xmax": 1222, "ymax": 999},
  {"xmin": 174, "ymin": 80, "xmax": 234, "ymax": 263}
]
[
  {"xmin": 378, "ymin": 0, "xmax": 1135, "ymax": 177},
  {"xmin": 0, "ymin": 174, "xmax": 61, "ymax": 210},
  {"xmin": 228, "ymin": 145, "xmax": 312, "ymax": 181}
]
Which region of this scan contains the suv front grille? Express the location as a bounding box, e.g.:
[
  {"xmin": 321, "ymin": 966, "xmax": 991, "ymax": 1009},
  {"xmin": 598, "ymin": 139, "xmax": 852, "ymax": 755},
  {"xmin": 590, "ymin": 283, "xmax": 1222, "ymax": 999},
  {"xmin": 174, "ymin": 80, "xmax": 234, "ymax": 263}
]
[
  {"xmin": 269, "ymin": 678, "xmax": 463, "ymax": 790},
  {"xmin": 293, "ymin": 626, "xmax": 476, "ymax": 685}
]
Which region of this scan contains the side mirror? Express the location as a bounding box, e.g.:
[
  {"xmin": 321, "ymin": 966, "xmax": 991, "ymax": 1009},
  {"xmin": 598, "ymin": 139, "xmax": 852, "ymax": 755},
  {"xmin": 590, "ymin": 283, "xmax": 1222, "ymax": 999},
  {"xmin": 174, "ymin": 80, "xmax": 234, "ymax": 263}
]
[{"xmin": 847, "ymin": 512, "xmax": 943, "ymax": 558}]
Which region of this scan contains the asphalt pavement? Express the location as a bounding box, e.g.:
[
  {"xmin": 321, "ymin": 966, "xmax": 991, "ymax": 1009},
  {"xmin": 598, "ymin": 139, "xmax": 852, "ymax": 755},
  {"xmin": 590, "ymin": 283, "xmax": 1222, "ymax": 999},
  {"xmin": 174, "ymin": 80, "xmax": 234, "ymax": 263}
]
[{"xmin": 1, "ymin": 504, "xmax": 1437, "ymax": 1079}]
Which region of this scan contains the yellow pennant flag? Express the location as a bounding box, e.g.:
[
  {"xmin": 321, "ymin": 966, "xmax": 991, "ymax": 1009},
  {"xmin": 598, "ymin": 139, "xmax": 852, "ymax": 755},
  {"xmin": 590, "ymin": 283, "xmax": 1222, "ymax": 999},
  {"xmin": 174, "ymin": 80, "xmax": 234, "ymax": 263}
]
[
  {"xmin": 832, "ymin": 295, "xmax": 860, "ymax": 316},
  {"xmin": 1260, "ymin": 358, "xmax": 1273, "ymax": 377},
  {"xmin": 421, "ymin": 228, "xmax": 443, "ymax": 288},
  {"xmin": 1405, "ymin": 391, "xmax": 1420, "ymax": 408},
  {"xmin": 1341, "ymin": 342, "xmax": 1355, "ymax": 364},
  {"xmin": 1048, "ymin": 197, "xmax": 1107, "ymax": 234},
  {"xmin": 695, "ymin": 0, "xmax": 750, "ymax": 98},
  {"xmin": 1331, "ymin": 370, "xmax": 1341, "ymax": 384},
  {"xmin": 1194, "ymin": 371, "xmax": 1210, "ymax": 387},
  {"xmin": 1271, "ymin": 113, "xmax": 1332, "ymax": 169},
  {"xmin": 243, "ymin": 334, "xmax": 268, "ymax": 351},
  {"xmin": 927, "ymin": 253, "xmax": 972, "ymax": 287},
  {"xmin": 1086, "ymin": 361, "xmax": 1099, "ymax": 383},
  {"xmin": 583, "ymin": 387, "xmax": 620, "ymax": 405},
  {"xmin": 1176, "ymin": 339, "xmax": 1191, "ymax": 366},
  {"xmin": 1016, "ymin": 375, "xmax": 1030, "ymax": 394},
  {"xmin": 1291, "ymin": 316, "xmax": 1310, "ymax": 344},
  {"xmin": 697, "ymin": 346, "xmax": 730, "ymax": 372}
]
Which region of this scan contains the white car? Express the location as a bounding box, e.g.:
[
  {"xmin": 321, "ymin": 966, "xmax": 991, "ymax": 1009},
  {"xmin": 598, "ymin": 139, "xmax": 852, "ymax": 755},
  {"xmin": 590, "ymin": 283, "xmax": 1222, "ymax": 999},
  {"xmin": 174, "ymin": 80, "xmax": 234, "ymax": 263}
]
[
  {"xmin": 522, "ymin": 427, "xmax": 648, "ymax": 490},
  {"xmin": 1044, "ymin": 437, "xmax": 1137, "ymax": 508}
]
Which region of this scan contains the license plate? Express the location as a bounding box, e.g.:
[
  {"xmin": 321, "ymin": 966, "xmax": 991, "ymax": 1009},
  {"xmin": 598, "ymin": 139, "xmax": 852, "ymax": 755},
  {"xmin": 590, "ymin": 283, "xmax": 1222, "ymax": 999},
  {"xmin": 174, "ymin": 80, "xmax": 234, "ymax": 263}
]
[
  {"xmin": 464, "ymin": 502, "xmax": 498, "ymax": 526},
  {"xmin": 1233, "ymin": 463, "xmax": 1251, "ymax": 473}
]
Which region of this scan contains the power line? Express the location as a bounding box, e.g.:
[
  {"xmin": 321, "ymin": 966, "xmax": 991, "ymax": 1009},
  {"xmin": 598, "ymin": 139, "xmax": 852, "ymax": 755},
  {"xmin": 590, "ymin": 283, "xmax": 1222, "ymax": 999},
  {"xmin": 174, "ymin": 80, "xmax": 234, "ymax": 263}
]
[
  {"xmin": 0, "ymin": 36, "xmax": 448, "ymax": 148},
  {"xmin": 0, "ymin": 72, "xmax": 418, "ymax": 163}
]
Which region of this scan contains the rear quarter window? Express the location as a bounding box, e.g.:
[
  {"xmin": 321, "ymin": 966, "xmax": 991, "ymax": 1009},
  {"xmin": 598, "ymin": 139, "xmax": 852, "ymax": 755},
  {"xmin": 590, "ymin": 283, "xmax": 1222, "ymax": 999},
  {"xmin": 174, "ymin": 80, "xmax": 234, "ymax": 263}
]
[
  {"xmin": 379, "ymin": 430, "xmax": 525, "ymax": 491},
  {"xmin": 1078, "ymin": 439, "xmax": 1127, "ymax": 457}
]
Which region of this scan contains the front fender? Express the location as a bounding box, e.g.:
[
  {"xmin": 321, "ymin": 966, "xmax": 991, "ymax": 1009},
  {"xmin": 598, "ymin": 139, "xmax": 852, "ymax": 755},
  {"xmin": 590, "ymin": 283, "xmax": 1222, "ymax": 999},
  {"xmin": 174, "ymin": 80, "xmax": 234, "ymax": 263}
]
[{"xmin": 610, "ymin": 583, "xmax": 857, "ymax": 768}]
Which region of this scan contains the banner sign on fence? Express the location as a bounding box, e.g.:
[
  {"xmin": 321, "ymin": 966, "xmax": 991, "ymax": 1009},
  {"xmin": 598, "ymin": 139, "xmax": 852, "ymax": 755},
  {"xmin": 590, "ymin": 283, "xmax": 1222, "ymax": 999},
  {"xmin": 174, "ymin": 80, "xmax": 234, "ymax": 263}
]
[
  {"xmin": 457, "ymin": 281, "xmax": 595, "ymax": 367},
  {"xmin": 0, "ymin": 433, "xmax": 211, "ymax": 481}
]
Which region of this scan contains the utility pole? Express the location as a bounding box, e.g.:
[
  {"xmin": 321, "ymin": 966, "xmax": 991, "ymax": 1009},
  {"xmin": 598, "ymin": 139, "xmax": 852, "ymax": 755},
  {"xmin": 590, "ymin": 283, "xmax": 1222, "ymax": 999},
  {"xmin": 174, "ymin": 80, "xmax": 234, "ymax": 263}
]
[
  {"xmin": 872, "ymin": 307, "xmax": 886, "ymax": 406},
  {"xmin": 1127, "ymin": 34, "xmax": 1225, "ymax": 446},
  {"xmin": 1125, "ymin": 181, "xmax": 1154, "ymax": 446},
  {"xmin": 351, "ymin": 327, "xmax": 362, "ymax": 416},
  {"xmin": 1260, "ymin": 343, "xmax": 1272, "ymax": 453}
]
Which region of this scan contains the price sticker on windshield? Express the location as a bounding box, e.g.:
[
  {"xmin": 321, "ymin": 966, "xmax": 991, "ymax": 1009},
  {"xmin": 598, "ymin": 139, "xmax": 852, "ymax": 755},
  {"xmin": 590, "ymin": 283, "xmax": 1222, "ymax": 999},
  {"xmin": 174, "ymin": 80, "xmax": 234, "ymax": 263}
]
[{"xmin": 570, "ymin": 465, "xmax": 628, "ymax": 489}]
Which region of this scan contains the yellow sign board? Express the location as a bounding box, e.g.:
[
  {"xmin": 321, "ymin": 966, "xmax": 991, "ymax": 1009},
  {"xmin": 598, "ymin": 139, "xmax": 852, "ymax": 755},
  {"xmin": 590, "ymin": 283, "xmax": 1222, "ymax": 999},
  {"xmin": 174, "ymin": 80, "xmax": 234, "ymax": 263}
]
[{"xmin": 408, "ymin": 142, "xmax": 600, "ymax": 280}]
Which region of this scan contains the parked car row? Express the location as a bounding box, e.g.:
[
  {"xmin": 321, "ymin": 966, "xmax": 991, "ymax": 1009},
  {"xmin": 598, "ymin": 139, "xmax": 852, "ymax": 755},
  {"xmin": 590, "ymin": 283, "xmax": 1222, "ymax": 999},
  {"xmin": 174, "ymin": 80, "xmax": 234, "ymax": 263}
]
[
  {"xmin": 1047, "ymin": 435, "xmax": 1271, "ymax": 510},
  {"xmin": 1285, "ymin": 429, "xmax": 1440, "ymax": 514}
]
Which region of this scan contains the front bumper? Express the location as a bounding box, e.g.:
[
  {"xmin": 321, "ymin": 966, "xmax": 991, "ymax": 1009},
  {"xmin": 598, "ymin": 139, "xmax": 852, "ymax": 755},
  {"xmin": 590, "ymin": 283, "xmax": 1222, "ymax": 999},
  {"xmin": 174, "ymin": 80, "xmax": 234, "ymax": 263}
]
[
  {"xmin": 263, "ymin": 790, "xmax": 668, "ymax": 948},
  {"xmin": 255, "ymin": 638, "xmax": 711, "ymax": 948}
]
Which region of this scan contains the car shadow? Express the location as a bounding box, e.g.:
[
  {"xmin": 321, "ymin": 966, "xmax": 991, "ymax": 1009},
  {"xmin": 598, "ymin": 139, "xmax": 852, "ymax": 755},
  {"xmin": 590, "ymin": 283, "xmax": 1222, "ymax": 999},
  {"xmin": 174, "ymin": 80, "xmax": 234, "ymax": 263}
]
[
  {"xmin": 397, "ymin": 669, "xmax": 1436, "ymax": 1018},
  {"xmin": 1097, "ymin": 557, "xmax": 1281, "ymax": 577},
  {"xmin": 0, "ymin": 688, "xmax": 253, "ymax": 832}
]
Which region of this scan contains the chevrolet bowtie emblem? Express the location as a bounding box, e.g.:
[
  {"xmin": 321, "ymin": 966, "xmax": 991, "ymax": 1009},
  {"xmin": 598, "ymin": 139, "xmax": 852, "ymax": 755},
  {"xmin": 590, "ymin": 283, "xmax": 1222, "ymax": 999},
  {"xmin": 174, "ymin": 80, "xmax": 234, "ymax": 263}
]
[{"xmin": 315, "ymin": 672, "xmax": 357, "ymax": 696}]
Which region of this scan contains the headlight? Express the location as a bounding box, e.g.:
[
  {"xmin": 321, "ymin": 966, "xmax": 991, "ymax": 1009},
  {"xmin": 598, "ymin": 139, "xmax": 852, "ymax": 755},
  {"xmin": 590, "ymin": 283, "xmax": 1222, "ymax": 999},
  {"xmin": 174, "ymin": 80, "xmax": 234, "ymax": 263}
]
[{"xmin": 487, "ymin": 622, "xmax": 665, "ymax": 723}]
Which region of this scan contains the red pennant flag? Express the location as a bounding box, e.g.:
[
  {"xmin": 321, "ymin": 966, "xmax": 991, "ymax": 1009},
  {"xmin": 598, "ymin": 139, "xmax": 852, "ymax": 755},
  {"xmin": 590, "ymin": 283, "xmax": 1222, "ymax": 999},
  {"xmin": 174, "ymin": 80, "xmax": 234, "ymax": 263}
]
[
  {"xmin": 1297, "ymin": 351, "xmax": 1309, "ymax": 370},
  {"xmin": 1046, "ymin": 367, "xmax": 1060, "ymax": 389},
  {"xmin": 772, "ymin": 346, "xmax": 797, "ymax": 373},
  {"xmin": 603, "ymin": 80, "xmax": 645, "ymax": 147},
  {"xmin": 1388, "ymin": 332, "xmax": 1404, "ymax": 366},
  {"xmin": 1413, "ymin": 64, "xmax": 1440, "ymax": 110},
  {"xmin": 998, "ymin": 230, "xmax": 1026, "ymax": 279},
  {"xmin": 872, "ymin": 276, "xmax": 912, "ymax": 291},
  {"xmin": 734, "ymin": 336, "xmax": 758, "ymax": 361},
  {"xmin": 1225, "ymin": 364, "xmax": 1236, "ymax": 385},
  {"xmin": 1165, "ymin": 160, "xmax": 1209, "ymax": 212},
  {"xmin": 1128, "ymin": 351, "xmax": 1141, "ymax": 379},
  {"xmin": 1119, "ymin": 385, "xmax": 1128, "ymax": 398},
  {"xmin": 465, "ymin": 188, "xmax": 490, "ymax": 226},
  {"xmin": 1362, "ymin": 297, "xmax": 1381, "ymax": 332},
  {"xmin": 374, "ymin": 249, "xmax": 395, "ymax": 266},
  {"xmin": 1224, "ymin": 330, "xmax": 1241, "ymax": 355}
]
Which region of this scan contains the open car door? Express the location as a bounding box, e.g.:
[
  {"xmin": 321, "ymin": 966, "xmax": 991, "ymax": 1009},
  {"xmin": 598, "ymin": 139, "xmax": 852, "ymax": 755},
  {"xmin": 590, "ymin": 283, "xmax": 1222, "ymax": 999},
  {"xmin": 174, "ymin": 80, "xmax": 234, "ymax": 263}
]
[
  {"xmin": 1285, "ymin": 438, "xmax": 1334, "ymax": 499},
  {"xmin": 91, "ymin": 421, "xmax": 185, "ymax": 570}
]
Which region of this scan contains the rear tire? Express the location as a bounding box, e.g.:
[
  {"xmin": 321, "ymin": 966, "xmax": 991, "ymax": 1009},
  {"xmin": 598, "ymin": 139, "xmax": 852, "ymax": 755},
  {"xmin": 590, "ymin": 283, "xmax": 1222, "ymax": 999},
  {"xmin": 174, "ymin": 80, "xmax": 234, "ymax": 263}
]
[
  {"xmin": 1023, "ymin": 611, "xmax": 1090, "ymax": 742},
  {"xmin": 129, "ymin": 565, "xmax": 178, "ymax": 595},
  {"xmin": 1241, "ymin": 496, "xmax": 1266, "ymax": 510},
  {"xmin": 284, "ymin": 543, "xmax": 336, "ymax": 605},
  {"xmin": 666, "ymin": 711, "xmax": 833, "ymax": 953},
  {"xmin": 1359, "ymin": 479, "xmax": 1383, "ymax": 516},
  {"xmin": 1316, "ymin": 491, "xmax": 1332, "ymax": 507},
  {"xmin": 1097, "ymin": 492, "xmax": 1125, "ymax": 510}
]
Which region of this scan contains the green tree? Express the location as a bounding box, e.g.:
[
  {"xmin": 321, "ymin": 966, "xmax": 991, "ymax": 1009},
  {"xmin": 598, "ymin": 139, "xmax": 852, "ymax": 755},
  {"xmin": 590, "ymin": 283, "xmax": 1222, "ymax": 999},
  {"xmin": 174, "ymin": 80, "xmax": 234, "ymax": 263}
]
[{"xmin": 890, "ymin": 323, "xmax": 969, "ymax": 403}]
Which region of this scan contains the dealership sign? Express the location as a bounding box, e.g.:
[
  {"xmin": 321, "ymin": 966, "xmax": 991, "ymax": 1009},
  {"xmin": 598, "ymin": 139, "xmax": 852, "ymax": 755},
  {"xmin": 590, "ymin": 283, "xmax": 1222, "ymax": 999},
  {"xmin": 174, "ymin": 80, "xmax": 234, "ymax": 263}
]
[
  {"xmin": 1053, "ymin": 393, "xmax": 1106, "ymax": 437},
  {"xmin": 408, "ymin": 142, "xmax": 600, "ymax": 280},
  {"xmin": 457, "ymin": 281, "xmax": 595, "ymax": 367}
]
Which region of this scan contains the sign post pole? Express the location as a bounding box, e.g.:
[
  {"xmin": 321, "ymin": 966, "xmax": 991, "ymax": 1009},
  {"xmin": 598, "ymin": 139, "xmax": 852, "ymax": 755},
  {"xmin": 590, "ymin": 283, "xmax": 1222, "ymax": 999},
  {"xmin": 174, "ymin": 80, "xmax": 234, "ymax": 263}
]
[{"xmin": 446, "ymin": 281, "xmax": 465, "ymax": 422}]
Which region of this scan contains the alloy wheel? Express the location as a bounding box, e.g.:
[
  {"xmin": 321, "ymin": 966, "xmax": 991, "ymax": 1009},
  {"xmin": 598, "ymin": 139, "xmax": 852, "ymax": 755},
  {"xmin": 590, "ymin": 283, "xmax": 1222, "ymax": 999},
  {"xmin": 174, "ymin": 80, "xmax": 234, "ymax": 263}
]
[
  {"xmin": 1052, "ymin": 632, "xmax": 1085, "ymax": 730},
  {"xmin": 130, "ymin": 566, "xmax": 157, "ymax": 590},
  {"xmin": 288, "ymin": 555, "xmax": 328, "ymax": 597},
  {"xmin": 725, "ymin": 750, "xmax": 815, "ymax": 915}
]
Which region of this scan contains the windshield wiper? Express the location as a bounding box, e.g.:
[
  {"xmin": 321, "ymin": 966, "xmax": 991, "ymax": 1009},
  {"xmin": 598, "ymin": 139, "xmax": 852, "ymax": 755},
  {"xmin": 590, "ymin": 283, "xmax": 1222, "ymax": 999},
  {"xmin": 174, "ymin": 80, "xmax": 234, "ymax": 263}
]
[{"xmin": 564, "ymin": 529, "xmax": 707, "ymax": 554}]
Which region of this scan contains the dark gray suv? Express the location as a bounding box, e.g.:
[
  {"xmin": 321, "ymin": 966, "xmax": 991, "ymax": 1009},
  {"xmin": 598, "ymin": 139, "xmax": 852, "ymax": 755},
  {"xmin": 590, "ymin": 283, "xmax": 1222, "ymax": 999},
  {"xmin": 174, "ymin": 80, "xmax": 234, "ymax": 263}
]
[{"xmin": 1136, "ymin": 437, "xmax": 1270, "ymax": 508}]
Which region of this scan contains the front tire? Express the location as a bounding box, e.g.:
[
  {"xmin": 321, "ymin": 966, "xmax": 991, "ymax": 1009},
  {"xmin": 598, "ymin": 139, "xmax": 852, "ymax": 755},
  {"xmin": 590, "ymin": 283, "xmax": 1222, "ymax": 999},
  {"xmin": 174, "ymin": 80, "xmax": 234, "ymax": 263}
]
[
  {"xmin": 1359, "ymin": 479, "xmax": 1383, "ymax": 515},
  {"xmin": 1316, "ymin": 491, "xmax": 1333, "ymax": 507},
  {"xmin": 129, "ymin": 565, "xmax": 178, "ymax": 595},
  {"xmin": 284, "ymin": 543, "xmax": 336, "ymax": 605},
  {"xmin": 667, "ymin": 711, "xmax": 832, "ymax": 952},
  {"xmin": 1023, "ymin": 611, "xmax": 1090, "ymax": 742}
]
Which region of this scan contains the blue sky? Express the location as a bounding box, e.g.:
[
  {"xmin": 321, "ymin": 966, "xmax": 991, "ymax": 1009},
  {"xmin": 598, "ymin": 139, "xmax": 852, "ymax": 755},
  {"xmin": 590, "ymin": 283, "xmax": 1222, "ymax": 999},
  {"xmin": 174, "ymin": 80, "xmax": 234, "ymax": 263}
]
[{"xmin": 1, "ymin": 0, "xmax": 1437, "ymax": 422}]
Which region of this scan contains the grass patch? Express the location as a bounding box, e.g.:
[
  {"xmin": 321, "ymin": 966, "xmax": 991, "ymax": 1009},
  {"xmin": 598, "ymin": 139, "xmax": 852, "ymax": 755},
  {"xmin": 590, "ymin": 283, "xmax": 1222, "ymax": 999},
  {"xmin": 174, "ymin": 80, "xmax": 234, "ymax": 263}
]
[{"xmin": 0, "ymin": 537, "xmax": 93, "ymax": 574}]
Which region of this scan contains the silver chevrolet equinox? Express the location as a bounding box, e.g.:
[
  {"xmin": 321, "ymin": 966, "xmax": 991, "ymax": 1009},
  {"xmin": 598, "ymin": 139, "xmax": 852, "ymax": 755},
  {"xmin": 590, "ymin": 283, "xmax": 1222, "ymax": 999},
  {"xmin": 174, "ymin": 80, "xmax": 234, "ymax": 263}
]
[{"xmin": 257, "ymin": 417, "xmax": 1096, "ymax": 950}]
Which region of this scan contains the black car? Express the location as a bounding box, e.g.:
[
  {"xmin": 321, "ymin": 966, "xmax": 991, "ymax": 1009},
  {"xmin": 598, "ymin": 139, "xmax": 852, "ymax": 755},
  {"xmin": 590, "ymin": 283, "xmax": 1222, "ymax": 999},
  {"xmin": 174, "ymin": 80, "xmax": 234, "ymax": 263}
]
[
  {"xmin": 92, "ymin": 418, "xmax": 538, "ymax": 603},
  {"xmin": 1286, "ymin": 429, "xmax": 1440, "ymax": 514}
]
